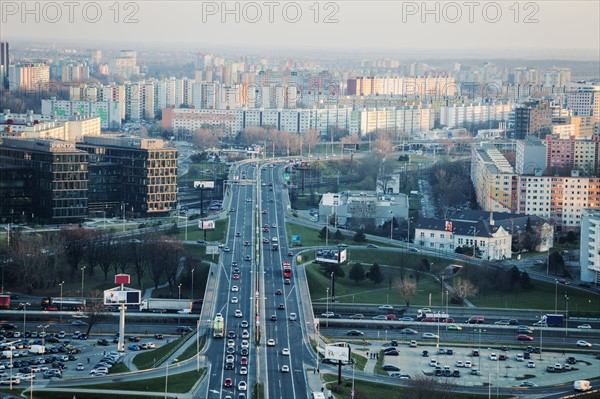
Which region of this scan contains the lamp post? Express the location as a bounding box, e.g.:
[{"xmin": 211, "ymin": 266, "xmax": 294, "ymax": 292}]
[
  {"xmin": 20, "ymin": 302, "xmax": 30, "ymax": 336},
  {"xmin": 326, "ymin": 287, "xmax": 329, "ymax": 328},
  {"xmin": 38, "ymin": 324, "xmax": 49, "ymax": 349},
  {"xmin": 478, "ymin": 328, "xmax": 485, "ymax": 371},
  {"xmin": 330, "ymin": 272, "xmax": 335, "ymax": 302},
  {"xmin": 178, "ymin": 284, "xmax": 182, "ymax": 323},
  {"xmin": 389, "ymin": 211, "xmax": 394, "ymax": 241},
  {"xmin": 554, "ymin": 280, "xmax": 558, "ymax": 314},
  {"xmin": 81, "ymin": 266, "xmax": 86, "ymax": 299},
  {"xmin": 564, "ymin": 293, "xmax": 569, "ymax": 337},
  {"xmin": 6, "ymin": 339, "xmax": 18, "ymax": 391},
  {"xmin": 446, "ymin": 290, "xmax": 449, "ymax": 315},
  {"xmin": 191, "ymin": 268, "xmax": 195, "ymax": 301},
  {"xmin": 184, "ymin": 209, "xmax": 188, "ymax": 242},
  {"xmin": 59, "ymin": 281, "xmax": 64, "ymax": 323}
]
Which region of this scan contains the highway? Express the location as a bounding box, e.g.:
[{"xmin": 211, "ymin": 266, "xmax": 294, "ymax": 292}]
[{"xmin": 259, "ymin": 162, "xmax": 309, "ymax": 399}]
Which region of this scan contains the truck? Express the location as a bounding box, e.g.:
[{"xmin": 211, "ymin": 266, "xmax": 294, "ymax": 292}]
[
  {"xmin": 538, "ymin": 314, "xmax": 564, "ymax": 327},
  {"xmin": 41, "ymin": 297, "xmax": 86, "ymax": 310},
  {"xmin": 28, "ymin": 345, "xmax": 46, "ymax": 354},
  {"xmin": 574, "ymin": 380, "xmax": 592, "ymax": 392},
  {"xmin": 139, "ymin": 299, "xmax": 192, "ymax": 313},
  {"xmin": 272, "ymin": 243, "xmax": 279, "ymax": 251},
  {"xmin": 0, "ymin": 295, "xmax": 9, "ymax": 310}
]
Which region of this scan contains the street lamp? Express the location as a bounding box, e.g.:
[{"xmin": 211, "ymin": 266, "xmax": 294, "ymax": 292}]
[
  {"xmin": 389, "ymin": 211, "xmax": 394, "ymax": 241},
  {"xmin": 59, "ymin": 281, "xmax": 64, "ymax": 323},
  {"xmin": 5, "ymin": 339, "xmax": 18, "ymax": 390},
  {"xmin": 326, "ymin": 287, "xmax": 329, "ymax": 328},
  {"xmin": 177, "ymin": 284, "xmax": 182, "ymax": 323},
  {"xmin": 564, "ymin": 293, "xmax": 569, "ymax": 336},
  {"xmin": 81, "ymin": 266, "xmax": 86, "ymax": 299},
  {"xmin": 38, "ymin": 324, "xmax": 49, "ymax": 349},
  {"xmin": 20, "ymin": 302, "xmax": 30, "ymax": 336},
  {"xmin": 554, "ymin": 279, "xmax": 558, "ymax": 314},
  {"xmin": 191, "ymin": 269, "xmax": 195, "ymax": 301}
]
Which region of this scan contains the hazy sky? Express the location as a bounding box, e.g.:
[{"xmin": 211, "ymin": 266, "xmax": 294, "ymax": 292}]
[{"xmin": 2, "ymin": 1, "xmax": 599, "ymax": 58}]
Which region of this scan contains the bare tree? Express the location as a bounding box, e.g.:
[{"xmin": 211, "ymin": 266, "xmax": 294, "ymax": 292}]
[
  {"xmin": 83, "ymin": 230, "xmax": 103, "ymax": 277},
  {"xmin": 406, "ymin": 375, "xmax": 455, "ymax": 399},
  {"xmin": 97, "ymin": 233, "xmax": 116, "ymax": 280},
  {"xmin": 8, "ymin": 233, "xmax": 57, "ymax": 293},
  {"xmin": 191, "ymin": 128, "xmax": 219, "ymax": 150},
  {"xmin": 452, "ymin": 277, "xmax": 478, "ymax": 304},
  {"xmin": 395, "ymin": 279, "xmax": 417, "ymax": 307},
  {"xmin": 303, "ymin": 128, "xmax": 320, "ymax": 156},
  {"xmin": 60, "ymin": 227, "xmax": 92, "ymax": 280},
  {"xmin": 83, "ymin": 290, "xmax": 111, "ymax": 337},
  {"xmin": 129, "ymin": 239, "xmax": 150, "ymax": 289}
]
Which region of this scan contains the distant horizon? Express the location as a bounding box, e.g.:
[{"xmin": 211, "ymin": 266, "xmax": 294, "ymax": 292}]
[{"xmin": 4, "ymin": 37, "xmax": 599, "ymax": 63}]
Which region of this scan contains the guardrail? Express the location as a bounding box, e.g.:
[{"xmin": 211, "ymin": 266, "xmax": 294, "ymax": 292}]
[{"xmin": 154, "ymin": 327, "xmax": 198, "ymax": 367}]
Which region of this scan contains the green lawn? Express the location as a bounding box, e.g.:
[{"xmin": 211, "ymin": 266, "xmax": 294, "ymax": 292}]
[
  {"xmin": 322, "ymin": 373, "xmax": 513, "ymax": 399},
  {"xmin": 132, "ymin": 336, "xmax": 185, "ymax": 369},
  {"xmin": 306, "ymin": 263, "xmax": 444, "ymax": 308},
  {"xmin": 71, "ymin": 369, "xmax": 205, "ymax": 393},
  {"xmin": 175, "ymin": 218, "xmax": 228, "ymax": 242}
]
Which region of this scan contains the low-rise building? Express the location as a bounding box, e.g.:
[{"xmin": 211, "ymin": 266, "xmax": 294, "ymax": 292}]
[{"xmin": 318, "ymin": 191, "xmax": 408, "ymax": 227}]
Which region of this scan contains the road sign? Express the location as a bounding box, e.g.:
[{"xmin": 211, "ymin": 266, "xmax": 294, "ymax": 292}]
[
  {"xmin": 291, "ymin": 235, "xmax": 301, "ymax": 244},
  {"xmin": 283, "ymin": 173, "xmax": 290, "ymax": 181}
]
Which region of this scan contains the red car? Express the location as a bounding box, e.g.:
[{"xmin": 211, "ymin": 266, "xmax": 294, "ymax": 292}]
[
  {"xmin": 263, "ymin": 238, "xmax": 270, "ymax": 244},
  {"xmin": 287, "ymin": 252, "xmax": 293, "ymax": 257},
  {"xmin": 241, "ymin": 356, "xmax": 248, "ymax": 365},
  {"xmin": 517, "ymin": 334, "xmax": 534, "ymax": 341},
  {"xmin": 421, "ymin": 317, "xmax": 436, "ymax": 323},
  {"xmin": 263, "ymin": 224, "xmax": 269, "ymax": 228},
  {"xmin": 275, "ymin": 289, "xmax": 283, "ymax": 295},
  {"xmin": 499, "ymin": 354, "xmax": 507, "ymax": 361},
  {"xmin": 386, "ymin": 314, "xmax": 396, "ymax": 320},
  {"xmin": 233, "ymin": 274, "xmax": 240, "ymax": 280},
  {"xmin": 558, "ymin": 279, "xmax": 569, "ymax": 285},
  {"xmin": 263, "ymin": 228, "xmax": 269, "ymax": 233},
  {"xmin": 224, "ymin": 378, "xmax": 233, "ymax": 387}
]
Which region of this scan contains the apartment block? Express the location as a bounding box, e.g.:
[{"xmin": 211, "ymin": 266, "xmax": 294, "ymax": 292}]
[
  {"xmin": 347, "ymin": 76, "xmax": 456, "ymax": 97},
  {"xmin": 471, "ymin": 144, "xmax": 518, "ymax": 213},
  {"xmin": 513, "ymin": 101, "xmax": 553, "ymax": 139},
  {"xmin": 580, "ymin": 209, "xmax": 600, "ymax": 284},
  {"xmin": 349, "ymin": 105, "xmax": 434, "ymax": 136},
  {"xmin": 544, "ymin": 135, "xmax": 599, "ymax": 175},
  {"xmin": 1, "ymin": 110, "xmax": 101, "ymax": 141},
  {"xmin": 41, "ymin": 98, "xmax": 122, "ymax": 129},
  {"xmin": 440, "ymin": 102, "xmax": 514, "ymax": 129},
  {"xmin": 7, "ymin": 63, "xmax": 50, "ymax": 91},
  {"xmin": 566, "ymin": 82, "xmax": 600, "ymax": 123},
  {"xmin": 515, "ymin": 138, "xmax": 546, "ymax": 175}
]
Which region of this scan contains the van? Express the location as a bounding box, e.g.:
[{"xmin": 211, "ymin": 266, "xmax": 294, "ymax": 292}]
[
  {"xmin": 289, "ymin": 313, "xmax": 297, "ymax": 321},
  {"xmin": 574, "ymin": 380, "xmax": 591, "ymax": 392}
]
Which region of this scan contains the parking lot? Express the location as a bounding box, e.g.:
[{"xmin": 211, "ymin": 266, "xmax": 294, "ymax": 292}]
[{"xmin": 363, "ymin": 340, "xmax": 599, "ymax": 388}]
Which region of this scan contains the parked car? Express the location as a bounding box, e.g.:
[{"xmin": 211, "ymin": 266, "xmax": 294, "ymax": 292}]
[{"xmin": 382, "ymin": 365, "xmax": 401, "ymax": 372}]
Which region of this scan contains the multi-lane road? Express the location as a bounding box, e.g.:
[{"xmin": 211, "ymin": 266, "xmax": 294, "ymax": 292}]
[{"xmin": 203, "ymin": 160, "xmax": 310, "ymax": 399}]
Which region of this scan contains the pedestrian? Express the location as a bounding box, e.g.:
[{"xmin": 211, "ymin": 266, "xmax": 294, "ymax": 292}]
[
  {"xmin": 87, "ymin": 357, "xmax": 90, "ymax": 364},
  {"xmin": 104, "ymin": 350, "xmax": 106, "ymax": 356},
  {"xmin": 321, "ymin": 387, "xmax": 324, "ymax": 392},
  {"xmin": 366, "ymin": 351, "xmax": 369, "ymax": 358}
]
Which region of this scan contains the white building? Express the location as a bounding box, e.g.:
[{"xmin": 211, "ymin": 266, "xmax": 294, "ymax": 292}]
[
  {"xmin": 580, "ymin": 208, "xmax": 600, "ymax": 284},
  {"xmin": 566, "ymin": 82, "xmax": 600, "ymax": 123},
  {"xmin": 440, "ymin": 102, "xmax": 514, "ymax": 129},
  {"xmin": 41, "ymin": 98, "xmax": 121, "ymax": 129},
  {"xmin": 0, "ymin": 110, "xmax": 101, "ymax": 141},
  {"xmin": 515, "ymin": 138, "xmax": 546, "ymax": 175},
  {"xmin": 318, "ymin": 191, "xmax": 409, "ymax": 227},
  {"xmin": 349, "ymin": 105, "xmax": 434, "ymax": 136}
]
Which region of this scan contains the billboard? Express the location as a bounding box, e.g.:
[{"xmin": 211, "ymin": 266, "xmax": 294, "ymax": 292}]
[
  {"xmin": 194, "ymin": 181, "xmax": 215, "ymax": 189},
  {"xmin": 199, "ymin": 220, "xmax": 216, "ymax": 230},
  {"xmin": 315, "ymin": 248, "xmax": 348, "ymax": 264},
  {"xmin": 206, "ymin": 245, "xmax": 219, "ymax": 255},
  {"xmin": 103, "ymin": 289, "xmax": 141, "ymax": 305},
  {"xmin": 325, "ymin": 345, "xmax": 350, "ymax": 362},
  {"xmin": 291, "ymin": 235, "xmax": 301, "ymax": 244}
]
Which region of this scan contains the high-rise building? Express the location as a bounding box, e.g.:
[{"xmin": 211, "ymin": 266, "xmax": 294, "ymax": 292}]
[
  {"xmin": 109, "ymin": 50, "xmax": 140, "ymax": 78},
  {"xmin": 77, "ymin": 135, "xmax": 177, "ymax": 216},
  {"xmin": 580, "ymin": 208, "xmax": 600, "ymax": 284},
  {"xmin": 566, "ymin": 82, "xmax": 600, "ymax": 123},
  {"xmin": 0, "ymin": 137, "xmax": 89, "ymax": 224},
  {"xmin": 0, "ymin": 41, "xmax": 8, "ymax": 89},
  {"xmin": 513, "ymin": 101, "xmax": 553, "ymax": 139},
  {"xmin": 7, "ymin": 63, "xmax": 50, "ymax": 91}
]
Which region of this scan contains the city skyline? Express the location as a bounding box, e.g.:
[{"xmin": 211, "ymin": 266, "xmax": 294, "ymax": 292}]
[{"xmin": 1, "ymin": 1, "xmax": 599, "ymax": 60}]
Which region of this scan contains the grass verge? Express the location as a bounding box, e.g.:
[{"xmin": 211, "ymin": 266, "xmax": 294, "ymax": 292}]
[
  {"xmin": 132, "ymin": 336, "xmax": 184, "ymax": 370},
  {"xmin": 76, "ymin": 369, "xmax": 205, "ymax": 393}
]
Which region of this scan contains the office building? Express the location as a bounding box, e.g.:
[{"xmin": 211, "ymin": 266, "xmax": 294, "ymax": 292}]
[
  {"xmin": 513, "ymin": 101, "xmax": 553, "ymax": 139},
  {"xmin": 0, "ymin": 137, "xmax": 88, "ymax": 224},
  {"xmin": 1, "ymin": 110, "xmax": 101, "ymax": 141},
  {"xmin": 77, "ymin": 135, "xmax": 177, "ymax": 216},
  {"xmin": 42, "ymin": 98, "xmax": 122, "ymax": 130},
  {"xmin": 318, "ymin": 191, "xmax": 408, "ymax": 227},
  {"xmin": 566, "ymin": 82, "xmax": 600, "ymax": 123}
]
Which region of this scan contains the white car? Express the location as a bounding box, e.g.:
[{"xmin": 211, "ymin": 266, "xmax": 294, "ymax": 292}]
[
  {"xmin": 147, "ymin": 342, "xmax": 156, "ymax": 349},
  {"xmin": 240, "ymin": 366, "xmax": 248, "ymax": 375},
  {"xmin": 76, "ymin": 363, "xmax": 84, "ymax": 371},
  {"xmin": 231, "ymin": 297, "xmax": 239, "ymax": 304},
  {"xmin": 455, "ymin": 361, "xmax": 463, "ymax": 368},
  {"xmin": 576, "ymin": 340, "xmax": 592, "ymax": 347},
  {"xmin": 516, "ymin": 354, "xmax": 524, "ymax": 362},
  {"xmin": 15, "ymin": 373, "xmax": 35, "ymax": 381},
  {"xmin": 577, "ymin": 324, "xmax": 592, "ymax": 329},
  {"xmin": 422, "ymin": 333, "xmax": 439, "ymax": 339},
  {"xmin": 281, "ymin": 365, "xmax": 290, "ymax": 372},
  {"xmin": 267, "ymin": 339, "xmax": 276, "ymax": 347},
  {"xmin": 231, "ymin": 286, "xmax": 239, "ymax": 292},
  {"xmin": 227, "ymin": 339, "xmax": 235, "ymax": 348},
  {"xmin": 489, "ymin": 353, "xmax": 498, "ymax": 361},
  {"xmin": 238, "ymin": 381, "xmax": 247, "ymax": 391},
  {"xmin": 281, "ymin": 348, "xmax": 290, "ymax": 356},
  {"xmin": 242, "ymin": 330, "xmax": 250, "ymax": 339},
  {"xmin": 464, "ymin": 361, "xmax": 472, "ymax": 368},
  {"xmin": 527, "ymin": 361, "xmax": 536, "ymax": 368},
  {"xmin": 241, "ymin": 340, "xmax": 249, "ymax": 349},
  {"xmin": 235, "ymin": 309, "xmax": 243, "ymax": 318}
]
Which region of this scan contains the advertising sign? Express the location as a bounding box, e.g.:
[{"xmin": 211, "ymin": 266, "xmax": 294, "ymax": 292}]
[
  {"xmin": 339, "ymin": 249, "xmax": 347, "ymax": 263},
  {"xmin": 291, "ymin": 235, "xmax": 301, "ymax": 244},
  {"xmin": 194, "ymin": 181, "xmax": 215, "ymax": 189},
  {"xmin": 199, "ymin": 220, "xmax": 216, "ymax": 230},
  {"xmin": 325, "ymin": 345, "xmax": 350, "ymax": 362},
  {"xmin": 103, "ymin": 289, "xmax": 141, "ymax": 305}
]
